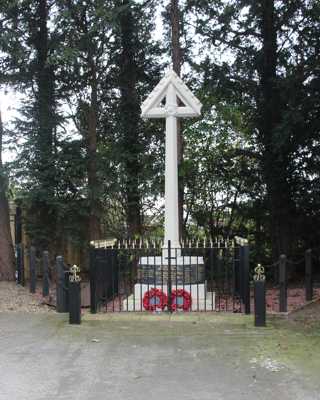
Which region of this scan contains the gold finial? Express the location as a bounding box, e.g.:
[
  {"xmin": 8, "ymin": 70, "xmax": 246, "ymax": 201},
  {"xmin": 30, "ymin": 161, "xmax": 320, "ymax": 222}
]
[
  {"xmin": 254, "ymin": 264, "xmax": 265, "ymax": 281},
  {"xmin": 69, "ymin": 265, "xmax": 81, "ymax": 283}
]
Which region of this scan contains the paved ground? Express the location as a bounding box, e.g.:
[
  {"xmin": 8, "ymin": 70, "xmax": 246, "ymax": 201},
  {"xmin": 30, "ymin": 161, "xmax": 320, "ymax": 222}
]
[{"xmin": 0, "ymin": 312, "xmax": 319, "ymax": 400}]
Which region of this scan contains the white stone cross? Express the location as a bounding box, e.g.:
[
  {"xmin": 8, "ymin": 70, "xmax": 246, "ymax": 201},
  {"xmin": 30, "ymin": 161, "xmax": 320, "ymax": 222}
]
[{"xmin": 141, "ymin": 70, "xmax": 202, "ymax": 250}]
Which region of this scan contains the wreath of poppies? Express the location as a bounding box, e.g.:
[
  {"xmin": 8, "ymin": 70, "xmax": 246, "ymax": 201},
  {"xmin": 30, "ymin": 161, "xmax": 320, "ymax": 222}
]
[
  {"xmin": 171, "ymin": 289, "xmax": 192, "ymax": 311},
  {"xmin": 143, "ymin": 288, "xmax": 168, "ymax": 311}
]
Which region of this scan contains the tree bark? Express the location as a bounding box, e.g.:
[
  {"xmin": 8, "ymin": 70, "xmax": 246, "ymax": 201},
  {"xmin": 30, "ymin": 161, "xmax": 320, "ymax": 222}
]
[
  {"xmin": 171, "ymin": 0, "xmax": 181, "ymax": 76},
  {"xmin": 0, "ymin": 111, "xmax": 15, "ymax": 281},
  {"xmin": 118, "ymin": 0, "xmax": 142, "ymax": 237},
  {"xmin": 32, "ymin": 0, "xmax": 56, "ymax": 249},
  {"xmin": 65, "ymin": 0, "xmax": 101, "ymax": 242},
  {"xmin": 87, "ymin": 55, "xmax": 101, "ymax": 241},
  {"xmin": 259, "ymin": 0, "xmax": 294, "ymax": 257}
]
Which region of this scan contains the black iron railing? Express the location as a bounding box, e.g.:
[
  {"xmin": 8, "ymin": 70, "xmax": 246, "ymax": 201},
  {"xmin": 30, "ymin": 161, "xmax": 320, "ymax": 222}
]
[{"xmin": 90, "ymin": 239, "xmax": 250, "ymax": 313}]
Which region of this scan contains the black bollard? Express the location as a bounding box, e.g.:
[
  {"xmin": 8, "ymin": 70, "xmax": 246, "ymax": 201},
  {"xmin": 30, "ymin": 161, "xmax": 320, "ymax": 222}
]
[
  {"xmin": 16, "ymin": 244, "xmax": 23, "ymax": 285},
  {"xmin": 56, "ymin": 256, "xmax": 68, "ymax": 313},
  {"xmin": 279, "ymin": 255, "xmax": 287, "ymax": 312},
  {"xmin": 254, "ymin": 264, "xmax": 266, "ymax": 327},
  {"xmin": 69, "ymin": 265, "xmax": 81, "ymax": 325},
  {"xmin": 42, "ymin": 251, "xmax": 50, "ymax": 297},
  {"xmin": 305, "ymin": 249, "xmax": 313, "ymax": 302},
  {"xmin": 20, "ymin": 245, "xmax": 25, "ymax": 286},
  {"xmin": 29, "ymin": 246, "xmax": 36, "ymax": 294}
]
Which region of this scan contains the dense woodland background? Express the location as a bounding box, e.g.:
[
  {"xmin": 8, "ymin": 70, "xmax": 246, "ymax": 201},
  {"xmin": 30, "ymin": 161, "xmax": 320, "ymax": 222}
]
[{"xmin": 0, "ymin": 0, "xmax": 319, "ymax": 279}]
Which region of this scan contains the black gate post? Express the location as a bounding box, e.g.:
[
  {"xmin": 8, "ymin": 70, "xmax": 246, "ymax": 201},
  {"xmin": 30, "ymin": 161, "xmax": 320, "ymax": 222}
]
[
  {"xmin": 167, "ymin": 240, "xmax": 172, "ymax": 313},
  {"xmin": 305, "ymin": 249, "xmax": 313, "ymax": 302},
  {"xmin": 239, "ymin": 246, "xmax": 244, "ymax": 301},
  {"xmin": 90, "ymin": 246, "xmax": 97, "ymax": 314},
  {"xmin": 243, "ymin": 243, "xmax": 251, "ymax": 315},
  {"xmin": 279, "ymin": 254, "xmax": 287, "ymax": 312},
  {"xmin": 232, "ymin": 245, "xmax": 239, "ymax": 296},
  {"xmin": 42, "ymin": 251, "xmax": 50, "ymax": 297},
  {"xmin": 29, "ymin": 246, "xmax": 36, "ymax": 293},
  {"xmin": 254, "ymin": 264, "xmax": 266, "ymax": 327},
  {"xmin": 69, "ymin": 265, "xmax": 81, "ymax": 325},
  {"xmin": 56, "ymin": 256, "xmax": 68, "ymax": 312},
  {"xmin": 238, "ymin": 239, "xmax": 250, "ymax": 314}
]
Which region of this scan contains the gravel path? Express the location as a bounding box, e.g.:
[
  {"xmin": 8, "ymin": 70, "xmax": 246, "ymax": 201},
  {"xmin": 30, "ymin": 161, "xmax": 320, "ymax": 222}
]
[
  {"xmin": 0, "ymin": 312, "xmax": 318, "ymax": 400},
  {"xmin": 0, "ymin": 282, "xmax": 53, "ymax": 312}
]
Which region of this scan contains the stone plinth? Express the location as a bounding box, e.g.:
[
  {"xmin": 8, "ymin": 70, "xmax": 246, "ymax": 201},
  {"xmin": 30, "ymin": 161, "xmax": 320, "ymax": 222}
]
[
  {"xmin": 122, "ymin": 283, "xmax": 215, "ymax": 312},
  {"xmin": 137, "ymin": 256, "xmax": 204, "ymax": 285}
]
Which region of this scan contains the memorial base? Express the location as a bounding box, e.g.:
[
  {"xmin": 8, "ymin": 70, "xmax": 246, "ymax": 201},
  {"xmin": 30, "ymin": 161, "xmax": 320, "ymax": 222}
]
[
  {"xmin": 137, "ymin": 255, "xmax": 205, "ymax": 285},
  {"xmin": 122, "ymin": 283, "xmax": 215, "ymax": 312}
]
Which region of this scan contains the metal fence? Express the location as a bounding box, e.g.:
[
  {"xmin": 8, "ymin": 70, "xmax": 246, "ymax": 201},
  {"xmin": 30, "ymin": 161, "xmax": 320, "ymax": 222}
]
[
  {"xmin": 15, "ymin": 238, "xmax": 320, "ymax": 317},
  {"xmin": 90, "ymin": 239, "xmax": 251, "ymax": 313}
]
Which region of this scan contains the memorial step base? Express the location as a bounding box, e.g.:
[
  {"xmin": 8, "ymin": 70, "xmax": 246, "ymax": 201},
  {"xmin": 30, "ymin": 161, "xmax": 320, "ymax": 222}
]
[
  {"xmin": 122, "ymin": 296, "xmax": 215, "ymax": 312},
  {"xmin": 122, "ymin": 283, "xmax": 215, "ymax": 312}
]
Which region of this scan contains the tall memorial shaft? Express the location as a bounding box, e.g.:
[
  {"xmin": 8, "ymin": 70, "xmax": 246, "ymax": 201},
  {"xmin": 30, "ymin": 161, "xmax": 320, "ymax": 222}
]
[
  {"xmin": 164, "ymin": 83, "xmax": 180, "ymax": 249},
  {"xmin": 124, "ymin": 70, "xmax": 213, "ymax": 311}
]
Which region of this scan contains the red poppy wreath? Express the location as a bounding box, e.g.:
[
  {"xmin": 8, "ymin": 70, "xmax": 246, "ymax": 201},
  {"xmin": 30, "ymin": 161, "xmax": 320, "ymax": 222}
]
[
  {"xmin": 143, "ymin": 288, "xmax": 168, "ymax": 311},
  {"xmin": 171, "ymin": 289, "xmax": 192, "ymax": 311}
]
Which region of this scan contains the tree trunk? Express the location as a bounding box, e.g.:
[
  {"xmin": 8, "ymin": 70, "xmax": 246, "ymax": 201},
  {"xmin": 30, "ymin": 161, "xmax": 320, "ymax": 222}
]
[
  {"xmin": 0, "ymin": 112, "xmax": 15, "ymax": 281},
  {"xmin": 65, "ymin": 1, "xmax": 101, "ymax": 242},
  {"xmin": 118, "ymin": 0, "xmax": 142, "ymax": 237},
  {"xmin": 259, "ymin": 0, "xmax": 294, "ymax": 257},
  {"xmin": 87, "ymin": 59, "xmax": 101, "ymax": 242},
  {"xmin": 171, "ymin": 0, "xmax": 181, "ymax": 76},
  {"xmin": 33, "ymin": 0, "xmax": 56, "ymax": 250},
  {"xmin": 170, "ymin": 0, "xmax": 184, "ymax": 240}
]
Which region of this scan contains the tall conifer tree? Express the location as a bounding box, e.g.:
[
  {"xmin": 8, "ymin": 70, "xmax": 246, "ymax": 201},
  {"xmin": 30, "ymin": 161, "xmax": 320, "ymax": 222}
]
[{"xmin": 0, "ymin": 112, "xmax": 15, "ymax": 280}]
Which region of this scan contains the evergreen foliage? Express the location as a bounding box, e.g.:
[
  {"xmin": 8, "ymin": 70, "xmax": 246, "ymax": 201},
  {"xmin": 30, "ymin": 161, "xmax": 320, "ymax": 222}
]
[{"xmin": 0, "ymin": 0, "xmax": 319, "ymax": 269}]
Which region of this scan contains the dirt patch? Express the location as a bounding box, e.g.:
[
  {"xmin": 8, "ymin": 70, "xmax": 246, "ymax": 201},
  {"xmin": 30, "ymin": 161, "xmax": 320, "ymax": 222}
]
[
  {"xmin": 287, "ymin": 298, "xmax": 320, "ymax": 327},
  {"xmin": 264, "ymin": 287, "xmax": 320, "ymax": 313},
  {"xmin": 0, "ymin": 282, "xmax": 54, "ymax": 312}
]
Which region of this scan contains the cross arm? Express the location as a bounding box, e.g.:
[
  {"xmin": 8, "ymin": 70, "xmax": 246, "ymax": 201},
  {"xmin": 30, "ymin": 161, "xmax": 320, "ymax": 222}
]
[{"xmin": 142, "ymin": 106, "xmax": 201, "ymax": 119}]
